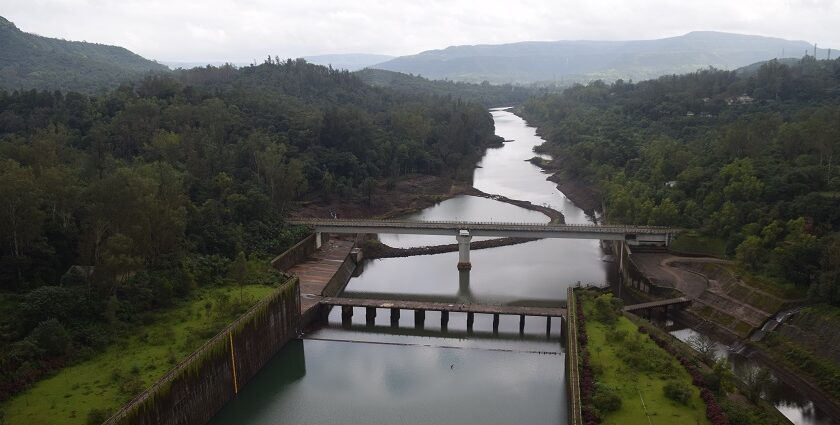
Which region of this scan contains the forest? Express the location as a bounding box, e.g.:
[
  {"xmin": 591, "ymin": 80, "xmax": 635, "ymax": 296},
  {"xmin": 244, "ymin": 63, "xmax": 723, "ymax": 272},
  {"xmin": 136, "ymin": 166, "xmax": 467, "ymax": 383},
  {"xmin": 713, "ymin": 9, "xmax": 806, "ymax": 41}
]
[
  {"xmin": 0, "ymin": 58, "xmax": 503, "ymax": 400},
  {"xmin": 520, "ymin": 57, "xmax": 840, "ymax": 304}
]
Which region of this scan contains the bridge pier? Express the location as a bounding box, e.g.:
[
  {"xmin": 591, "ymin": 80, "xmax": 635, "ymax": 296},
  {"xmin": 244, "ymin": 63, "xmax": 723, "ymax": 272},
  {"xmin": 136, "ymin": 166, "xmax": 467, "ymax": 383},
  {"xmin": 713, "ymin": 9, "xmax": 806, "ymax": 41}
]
[
  {"xmin": 456, "ymin": 230, "xmax": 472, "ymax": 270},
  {"xmin": 519, "ymin": 314, "xmax": 525, "ymax": 334},
  {"xmin": 315, "ymin": 231, "xmax": 322, "ymax": 249},
  {"xmin": 390, "ymin": 308, "xmax": 400, "ymax": 326},
  {"xmin": 415, "ymin": 309, "xmax": 425, "ymax": 329},
  {"xmin": 467, "ymin": 312, "xmax": 474, "ymax": 332},
  {"xmin": 546, "ymin": 316, "xmax": 551, "ymax": 335},
  {"xmin": 441, "ymin": 311, "xmax": 449, "ymax": 330},
  {"xmin": 341, "ymin": 305, "xmax": 353, "ymax": 326},
  {"xmin": 365, "ymin": 307, "xmax": 376, "ymax": 325},
  {"xmin": 492, "ymin": 313, "xmax": 500, "ymax": 333}
]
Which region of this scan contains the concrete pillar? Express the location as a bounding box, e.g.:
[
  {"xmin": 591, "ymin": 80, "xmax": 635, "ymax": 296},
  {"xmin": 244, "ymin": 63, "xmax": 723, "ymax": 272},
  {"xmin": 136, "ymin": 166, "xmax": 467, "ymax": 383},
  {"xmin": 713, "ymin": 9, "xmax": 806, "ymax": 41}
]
[
  {"xmin": 546, "ymin": 316, "xmax": 552, "ymax": 335},
  {"xmin": 415, "ymin": 309, "xmax": 425, "ymax": 329},
  {"xmin": 492, "ymin": 314, "xmax": 500, "ymax": 333},
  {"xmin": 441, "ymin": 311, "xmax": 449, "ymax": 330},
  {"xmin": 315, "ymin": 232, "xmax": 322, "ymax": 249},
  {"xmin": 519, "ymin": 315, "xmax": 525, "ymax": 334},
  {"xmin": 365, "ymin": 307, "xmax": 376, "ymax": 325},
  {"xmin": 390, "ymin": 308, "xmax": 400, "ymax": 327},
  {"xmin": 341, "ymin": 305, "xmax": 353, "ymax": 324},
  {"xmin": 467, "ymin": 312, "xmax": 474, "ymax": 332},
  {"xmin": 456, "ymin": 230, "xmax": 472, "ymax": 270}
]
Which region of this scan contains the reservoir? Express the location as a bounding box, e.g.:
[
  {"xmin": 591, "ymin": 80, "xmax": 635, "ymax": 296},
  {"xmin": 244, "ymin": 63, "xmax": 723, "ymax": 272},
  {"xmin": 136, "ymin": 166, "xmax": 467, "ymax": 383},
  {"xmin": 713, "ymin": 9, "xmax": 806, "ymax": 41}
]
[{"xmin": 210, "ymin": 109, "xmax": 830, "ymax": 425}]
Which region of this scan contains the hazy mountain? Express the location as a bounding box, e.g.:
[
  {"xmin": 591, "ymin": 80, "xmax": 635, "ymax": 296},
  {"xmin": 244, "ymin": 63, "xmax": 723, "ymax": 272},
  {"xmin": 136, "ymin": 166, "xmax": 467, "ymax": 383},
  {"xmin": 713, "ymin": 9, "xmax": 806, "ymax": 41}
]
[
  {"xmin": 304, "ymin": 53, "xmax": 395, "ymax": 71},
  {"xmin": 372, "ymin": 31, "xmax": 832, "ymax": 85},
  {"xmin": 0, "ymin": 15, "xmax": 168, "ymax": 93}
]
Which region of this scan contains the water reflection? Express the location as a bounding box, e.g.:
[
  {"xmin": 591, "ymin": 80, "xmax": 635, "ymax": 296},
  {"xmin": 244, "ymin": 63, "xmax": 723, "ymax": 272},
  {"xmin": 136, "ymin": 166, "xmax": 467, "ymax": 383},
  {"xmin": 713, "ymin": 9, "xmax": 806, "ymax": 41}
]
[{"xmin": 211, "ymin": 334, "xmax": 566, "ymax": 425}]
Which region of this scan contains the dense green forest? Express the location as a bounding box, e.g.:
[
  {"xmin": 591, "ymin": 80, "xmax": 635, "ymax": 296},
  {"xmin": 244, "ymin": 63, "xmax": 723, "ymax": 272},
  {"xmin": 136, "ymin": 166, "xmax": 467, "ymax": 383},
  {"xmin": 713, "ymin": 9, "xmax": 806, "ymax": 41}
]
[
  {"xmin": 0, "ymin": 16, "xmax": 168, "ymax": 94},
  {"xmin": 355, "ymin": 68, "xmax": 538, "ymax": 107},
  {"xmin": 0, "ymin": 58, "xmax": 502, "ymax": 400},
  {"xmin": 520, "ymin": 57, "xmax": 840, "ymax": 304}
]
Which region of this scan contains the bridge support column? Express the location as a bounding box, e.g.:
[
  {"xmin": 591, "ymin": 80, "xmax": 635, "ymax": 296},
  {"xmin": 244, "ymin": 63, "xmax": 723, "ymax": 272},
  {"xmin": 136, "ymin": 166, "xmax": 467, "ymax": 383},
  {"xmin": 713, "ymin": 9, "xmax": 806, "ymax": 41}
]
[
  {"xmin": 467, "ymin": 312, "xmax": 474, "ymax": 332},
  {"xmin": 546, "ymin": 316, "xmax": 552, "ymax": 335},
  {"xmin": 492, "ymin": 313, "xmax": 500, "ymax": 333},
  {"xmin": 365, "ymin": 307, "xmax": 376, "ymax": 325},
  {"xmin": 315, "ymin": 232, "xmax": 322, "ymax": 249},
  {"xmin": 415, "ymin": 309, "xmax": 425, "ymax": 329},
  {"xmin": 341, "ymin": 305, "xmax": 353, "ymax": 326},
  {"xmin": 441, "ymin": 311, "xmax": 449, "ymax": 330},
  {"xmin": 519, "ymin": 315, "xmax": 525, "ymax": 335},
  {"xmin": 390, "ymin": 308, "xmax": 400, "ymax": 326},
  {"xmin": 456, "ymin": 230, "xmax": 472, "ymax": 270}
]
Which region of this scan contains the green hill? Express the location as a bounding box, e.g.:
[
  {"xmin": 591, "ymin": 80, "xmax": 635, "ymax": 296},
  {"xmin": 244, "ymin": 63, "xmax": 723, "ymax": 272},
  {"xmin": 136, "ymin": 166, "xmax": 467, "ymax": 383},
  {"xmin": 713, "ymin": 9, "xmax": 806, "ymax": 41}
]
[{"xmin": 0, "ymin": 16, "xmax": 168, "ymax": 93}]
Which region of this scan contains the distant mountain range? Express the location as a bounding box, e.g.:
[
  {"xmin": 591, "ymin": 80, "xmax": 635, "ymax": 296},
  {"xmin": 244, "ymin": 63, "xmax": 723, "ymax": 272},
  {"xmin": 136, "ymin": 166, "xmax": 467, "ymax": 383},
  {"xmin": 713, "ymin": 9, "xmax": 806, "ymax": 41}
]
[
  {"xmin": 371, "ymin": 31, "xmax": 833, "ymax": 85},
  {"xmin": 304, "ymin": 53, "xmax": 395, "ymax": 71},
  {"xmin": 0, "ymin": 16, "xmax": 167, "ymax": 93}
]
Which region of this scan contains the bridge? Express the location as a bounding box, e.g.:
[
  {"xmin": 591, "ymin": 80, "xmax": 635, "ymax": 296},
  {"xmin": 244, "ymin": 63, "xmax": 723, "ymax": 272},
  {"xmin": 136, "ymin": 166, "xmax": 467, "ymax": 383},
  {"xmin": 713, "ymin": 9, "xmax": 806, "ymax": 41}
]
[
  {"xmin": 288, "ymin": 218, "xmax": 678, "ymax": 269},
  {"xmin": 320, "ymin": 296, "xmax": 565, "ymax": 333}
]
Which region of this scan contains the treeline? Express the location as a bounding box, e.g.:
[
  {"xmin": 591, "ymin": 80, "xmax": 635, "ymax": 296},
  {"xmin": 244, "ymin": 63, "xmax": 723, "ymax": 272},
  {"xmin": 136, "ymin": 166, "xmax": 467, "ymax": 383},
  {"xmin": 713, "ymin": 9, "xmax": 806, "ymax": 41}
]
[
  {"xmin": 0, "ymin": 58, "xmax": 501, "ymax": 399},
  {"xmin": 355, "ymin": 68, "xmax": 539, "ymax": 107},
  {"xmin": 520, "ymin": 57, "xmax": 840, "ymax": 303}
]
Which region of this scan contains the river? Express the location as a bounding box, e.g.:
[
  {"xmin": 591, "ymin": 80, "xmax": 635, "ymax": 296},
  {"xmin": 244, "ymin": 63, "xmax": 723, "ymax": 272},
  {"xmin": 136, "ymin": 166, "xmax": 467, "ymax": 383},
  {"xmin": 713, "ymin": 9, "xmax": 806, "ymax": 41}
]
[{"xmin": 210, "ymin": 108, "xmax": 830, "ymax": 425}]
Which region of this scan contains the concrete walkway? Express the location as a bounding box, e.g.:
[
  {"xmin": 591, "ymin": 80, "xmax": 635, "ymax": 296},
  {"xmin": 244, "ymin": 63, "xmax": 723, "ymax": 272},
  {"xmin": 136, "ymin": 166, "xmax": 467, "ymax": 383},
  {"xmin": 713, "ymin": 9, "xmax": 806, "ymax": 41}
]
[{"xmin": 287, "ymin": 239, "xmax": 354, "ymax": 316}]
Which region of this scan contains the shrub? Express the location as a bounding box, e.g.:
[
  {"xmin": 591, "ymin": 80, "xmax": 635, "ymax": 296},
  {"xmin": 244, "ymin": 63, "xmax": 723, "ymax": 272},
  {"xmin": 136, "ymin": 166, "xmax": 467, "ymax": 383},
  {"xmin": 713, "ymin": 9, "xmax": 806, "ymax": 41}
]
[
  {"xmin": 593, "ymin": 385, "xmax": 622, "ymax": 414},
  {"xmin": 663, "ymin": 381, "xmax": 693, "ymax": 405},
  {"xmin": 86, "ymin": 408, "xmax": 110, "ymax": 425},
  {"xmin": 27, "ymin": 319, "xmax": 71, "ymax": 357}
]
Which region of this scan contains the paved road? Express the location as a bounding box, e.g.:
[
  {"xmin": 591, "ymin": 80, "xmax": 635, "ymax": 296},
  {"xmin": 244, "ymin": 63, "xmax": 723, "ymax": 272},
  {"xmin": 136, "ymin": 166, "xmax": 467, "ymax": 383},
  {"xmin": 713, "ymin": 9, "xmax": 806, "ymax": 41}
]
[{"xmin": 630, "ymin": 254, "xmax": 732, "ymax": 299}]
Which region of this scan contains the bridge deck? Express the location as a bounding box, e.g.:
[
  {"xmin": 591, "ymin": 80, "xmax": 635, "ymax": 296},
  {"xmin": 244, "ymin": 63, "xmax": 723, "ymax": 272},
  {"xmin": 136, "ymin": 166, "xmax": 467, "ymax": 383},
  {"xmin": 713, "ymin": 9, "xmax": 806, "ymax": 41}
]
[
  {"xmin": 288, "ymin": 218, "xmax": 676, "ymax": 242},
  {"xmin": 320, "ymin": 297, "xmax": 566, "ymax": 317},
  {"xmin": 287, "ymin": 240, "xmax": 355, "ymax": 316},
  {"xmin": 623, "ymin": 297, "xmax": 690, "ymax": 312}
]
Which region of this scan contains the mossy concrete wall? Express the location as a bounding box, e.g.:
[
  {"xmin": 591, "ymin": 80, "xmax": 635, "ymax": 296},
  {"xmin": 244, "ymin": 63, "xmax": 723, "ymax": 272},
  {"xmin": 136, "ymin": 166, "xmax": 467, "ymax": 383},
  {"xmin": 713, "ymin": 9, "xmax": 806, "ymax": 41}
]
[{"xmin": 104, "ymin": 278, "xmax": 301, "ymax": 425}]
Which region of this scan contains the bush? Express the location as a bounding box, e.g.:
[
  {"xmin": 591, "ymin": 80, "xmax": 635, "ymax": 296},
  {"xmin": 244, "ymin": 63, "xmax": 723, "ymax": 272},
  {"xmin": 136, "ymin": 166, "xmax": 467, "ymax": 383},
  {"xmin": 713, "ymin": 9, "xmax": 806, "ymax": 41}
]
[
  {"xmin": 593, "ymin": 385, "xmax": 622, "ymax": 414},
  {"xmin": 86, "ymin": 408, "xmax": 110, "ymax": 425},
  {"xmin": 27, "ymin": 319, "xmax": 71, "ymax": 357},
  {"xmin": 663, "ymin": 381, "xmax": 693, "ymax": 405}
]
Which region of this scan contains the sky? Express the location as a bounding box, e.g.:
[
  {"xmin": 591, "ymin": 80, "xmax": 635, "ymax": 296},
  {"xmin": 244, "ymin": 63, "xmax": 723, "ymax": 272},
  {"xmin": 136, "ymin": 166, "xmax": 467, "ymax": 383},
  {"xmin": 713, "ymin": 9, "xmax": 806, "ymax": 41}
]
[{"xmin": 2, "ymin": 0, "xmax": 839, "ymax": 63}]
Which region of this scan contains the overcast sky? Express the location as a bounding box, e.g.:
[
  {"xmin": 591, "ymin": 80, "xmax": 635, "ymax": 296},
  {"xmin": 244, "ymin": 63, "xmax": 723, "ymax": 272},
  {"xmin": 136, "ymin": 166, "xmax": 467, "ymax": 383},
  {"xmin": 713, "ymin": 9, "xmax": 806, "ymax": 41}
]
[{"xmin": 3, "ymin": 0, "xmax": 839, "ymax": 63}]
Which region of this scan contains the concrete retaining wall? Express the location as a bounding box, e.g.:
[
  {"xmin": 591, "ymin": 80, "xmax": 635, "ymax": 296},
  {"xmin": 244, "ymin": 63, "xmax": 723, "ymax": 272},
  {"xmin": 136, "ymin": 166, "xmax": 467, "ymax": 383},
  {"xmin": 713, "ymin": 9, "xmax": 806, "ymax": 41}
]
[
  {"xmin": 271, "ymin": 234, "xmax": 316, "ymax": 271},
  {"xmin": 105, "ymin": 278, "xmax": 301, "ymax": 425}
]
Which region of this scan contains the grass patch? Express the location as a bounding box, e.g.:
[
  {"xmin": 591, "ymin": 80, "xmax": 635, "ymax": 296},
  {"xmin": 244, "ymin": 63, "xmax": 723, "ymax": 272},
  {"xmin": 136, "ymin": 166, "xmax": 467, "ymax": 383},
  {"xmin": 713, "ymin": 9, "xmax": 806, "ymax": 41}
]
[
  {"xmin": 580, "ymin": 292, "xmax": 709, "ymax": 424},
  {"xmin": 733, "ymin": 268, "xmax": 807, "ymax": 300},
  {"xmin": 670, "ymin": 232, "xmax": 727, "ymax": 258},
  {"xmin": 0, "ymin": 284, "xmax": 278, "ymax": 425}
]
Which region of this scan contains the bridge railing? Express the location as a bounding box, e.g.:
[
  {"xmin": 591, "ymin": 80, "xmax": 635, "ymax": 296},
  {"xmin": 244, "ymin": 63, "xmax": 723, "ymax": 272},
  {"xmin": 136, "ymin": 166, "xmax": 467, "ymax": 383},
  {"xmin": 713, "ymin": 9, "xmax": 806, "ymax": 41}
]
[{"xmin": 287, "ymin": 218, "xmax": 679, "ymax": 233}]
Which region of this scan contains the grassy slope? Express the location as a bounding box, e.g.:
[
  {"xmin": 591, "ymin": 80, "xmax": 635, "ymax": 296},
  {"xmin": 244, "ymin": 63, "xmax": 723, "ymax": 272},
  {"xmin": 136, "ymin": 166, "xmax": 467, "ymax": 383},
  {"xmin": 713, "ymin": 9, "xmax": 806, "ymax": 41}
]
[
  {"xmin": 582, "ymin": 297, "xmax": 709, "ymax": 425},
  {"xmin": 0, "ymin": 284, "xmax": 277, "ymax": 425}
]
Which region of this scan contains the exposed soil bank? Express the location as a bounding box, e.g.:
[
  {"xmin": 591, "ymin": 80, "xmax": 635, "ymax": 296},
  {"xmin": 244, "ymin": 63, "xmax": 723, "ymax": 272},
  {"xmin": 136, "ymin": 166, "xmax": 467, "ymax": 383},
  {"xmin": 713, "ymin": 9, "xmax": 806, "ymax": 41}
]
[
  {"xmin": 528, "ymin": 157, "xmax": 601, "ymax": 215},
  {"xmin": 360, "ymin": 237, "xmax": 537, "ymax": 259},
  {"xmin": 464, "ymin": 187, "xmax": 565, "ymax": 224}
]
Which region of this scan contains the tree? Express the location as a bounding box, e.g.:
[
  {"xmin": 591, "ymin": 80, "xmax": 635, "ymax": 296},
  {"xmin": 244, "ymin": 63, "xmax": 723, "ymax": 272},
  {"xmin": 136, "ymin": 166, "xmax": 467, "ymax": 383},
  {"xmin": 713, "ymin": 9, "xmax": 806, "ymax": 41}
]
[
  {"xmin": 735, "ymin": 236, "xmax": 765, "ymax": 272},
  {"xmin": 742, "ymin": 365, "xmax": 773, "ymax": 403},
  {"xmin": 686, "ymin": 333, "xmax": 718, "ymax": 364},
  {"xmin": 231, "ymin": 251, "xmax": 247, "ymax": 303},
  {"xmin": 0, "ymin": 160, "xmax": 45, "ymax": 286}
]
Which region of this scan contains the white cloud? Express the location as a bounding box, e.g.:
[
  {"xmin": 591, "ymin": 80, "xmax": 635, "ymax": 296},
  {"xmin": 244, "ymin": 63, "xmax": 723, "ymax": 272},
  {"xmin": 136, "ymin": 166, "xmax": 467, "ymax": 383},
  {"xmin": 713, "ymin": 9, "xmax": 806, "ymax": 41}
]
[{"xmin": 2, "ymin": 0, "xmax": 838, "ymax": 62}]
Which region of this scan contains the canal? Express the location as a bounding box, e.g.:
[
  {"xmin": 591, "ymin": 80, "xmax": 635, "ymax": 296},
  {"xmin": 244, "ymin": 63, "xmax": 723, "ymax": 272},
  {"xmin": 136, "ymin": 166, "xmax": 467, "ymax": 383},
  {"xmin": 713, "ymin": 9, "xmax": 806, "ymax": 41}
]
[{"xmin": 210, "ymin": 108, "xmax": 830, "ymax": 425}]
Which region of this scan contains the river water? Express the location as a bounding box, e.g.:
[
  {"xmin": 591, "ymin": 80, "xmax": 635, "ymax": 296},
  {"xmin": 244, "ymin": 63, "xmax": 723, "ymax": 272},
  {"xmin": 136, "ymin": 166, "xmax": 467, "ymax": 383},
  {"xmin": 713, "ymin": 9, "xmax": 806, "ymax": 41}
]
[{"xmin": 210, "ymin": 109, "xmax": 830, "ymax": 425}]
